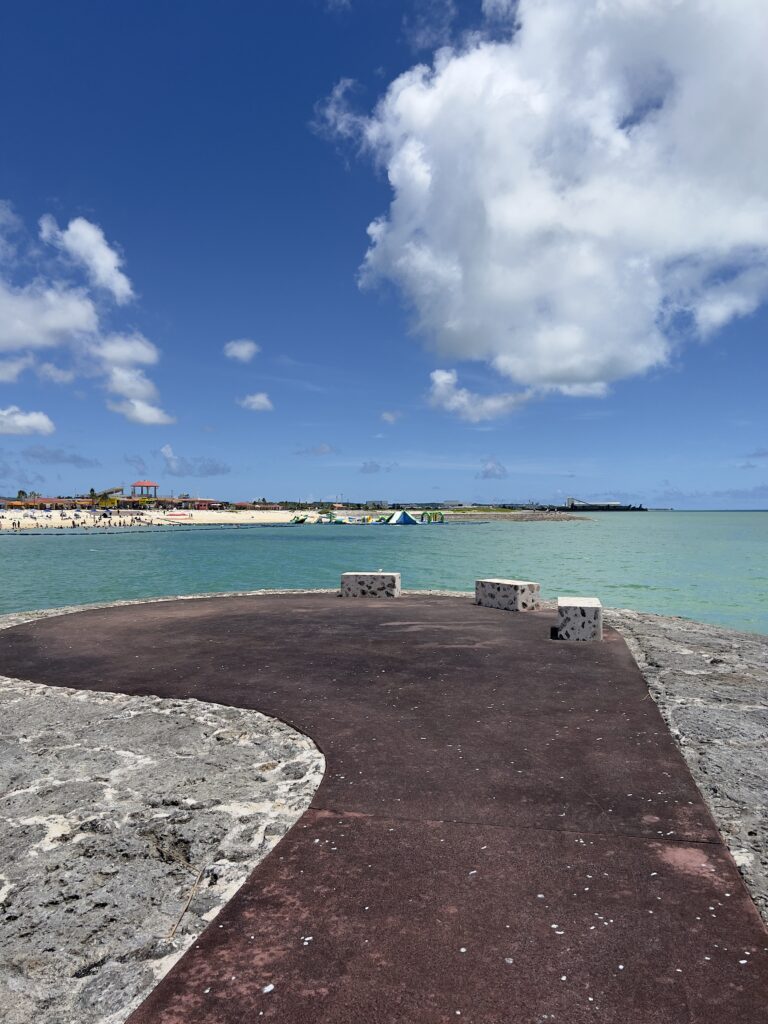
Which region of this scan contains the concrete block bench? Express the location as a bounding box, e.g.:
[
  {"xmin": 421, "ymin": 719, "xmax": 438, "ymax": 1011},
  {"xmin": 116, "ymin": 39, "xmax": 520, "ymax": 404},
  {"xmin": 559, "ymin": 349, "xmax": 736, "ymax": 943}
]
[
  {"xmin": 341, "ymin": 572, "xmax": 401, "ymax": 598},
  {"xmin": 475, "ymin": 579, "xmax": 540, "ymax": 612},
  {"xmin": 557, "ymin": 596, "xmax": 603, "ymax": 641}
]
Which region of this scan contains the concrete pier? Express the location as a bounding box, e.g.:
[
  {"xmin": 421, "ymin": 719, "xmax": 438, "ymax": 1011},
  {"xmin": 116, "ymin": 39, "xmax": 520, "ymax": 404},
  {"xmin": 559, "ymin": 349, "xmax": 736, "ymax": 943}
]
[{"xmin": 0, "ymin": 593, "xmax": 765, "ymax": 1024}]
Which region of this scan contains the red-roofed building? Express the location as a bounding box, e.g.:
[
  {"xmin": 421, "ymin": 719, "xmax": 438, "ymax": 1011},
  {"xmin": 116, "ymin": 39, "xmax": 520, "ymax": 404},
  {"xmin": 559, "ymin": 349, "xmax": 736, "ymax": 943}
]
[{"xmin": 131, "ymin": 480, "xmax": 158, "ymax": 498}]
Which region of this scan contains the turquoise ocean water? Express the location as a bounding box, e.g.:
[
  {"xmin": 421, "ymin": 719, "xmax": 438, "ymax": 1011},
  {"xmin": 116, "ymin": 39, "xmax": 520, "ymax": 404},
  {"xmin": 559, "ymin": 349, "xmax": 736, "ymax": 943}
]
[{"xmin": 0, "ymin": 512, "xmax": 766, "ymax": 635}]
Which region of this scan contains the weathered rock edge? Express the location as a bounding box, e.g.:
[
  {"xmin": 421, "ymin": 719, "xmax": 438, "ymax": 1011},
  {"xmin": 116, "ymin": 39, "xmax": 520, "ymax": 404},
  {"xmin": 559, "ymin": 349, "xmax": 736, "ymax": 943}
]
[
  {"xmin": 0, "ymin": 589, "xmax": 765, "ymax": 1024},
  {"xmin": 601, "ymin": 606, "xmax": 768, "ymax": 926},
  {"xmin": 0, "ymin": 598, "xmax": 326, "ymax": 1024}
]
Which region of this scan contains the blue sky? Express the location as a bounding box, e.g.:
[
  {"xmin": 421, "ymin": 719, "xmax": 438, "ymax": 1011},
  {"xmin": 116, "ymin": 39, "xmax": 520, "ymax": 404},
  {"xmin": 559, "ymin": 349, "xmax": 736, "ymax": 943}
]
[{"xmin": 1, "ymin": 0, "xmax": 767, "ymax": 508}]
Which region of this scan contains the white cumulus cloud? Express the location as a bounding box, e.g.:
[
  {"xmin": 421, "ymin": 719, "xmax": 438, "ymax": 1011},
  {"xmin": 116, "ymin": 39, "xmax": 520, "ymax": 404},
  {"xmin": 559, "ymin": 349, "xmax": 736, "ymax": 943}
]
[
  {"xmin": 327, "ymin": 0, "xmax": 768, "ymax": 408},
  {"xmin": 40, "ymin": 214, "xmax": 134, "ymax": 304},
  {"xmin": 95, "ymin": 332, "xmax": 159, "ymax": 366},
  {"xmin": 37, "ymin": 362, "xmax": 76, "ymax": 384},
  {"xmin": 0, "ymin": 205, "xmax": 172, "ymax": 426},
  {"xmin": 238, "ymin": 392, "xmax": 273, "ymax": 412},
  {"xmin": 0, "ymin": 405, "xmax": 55, "ymax": 435},
  {"xmin": 104, "ymin": 366, "xmax": 159, "ymax": 403},
  {"xmin": 96, "ymin": 332, "xmax": 174, "ymax": 425},
  {"xmin": 224, "ymin": 338, "xmax": 260, "ymax": 363},
  {"xmin": 0, "ymin": 278, "xmax": 97, "ymax": 352},
  {"xmin": 429, "ymin": 369, "xmax": 531, "ymax": 421},
  {"xmin": 0, "ymin": 355, "xmax": 33, "ymax": 383},
  {"xmin": 107, "ymin": 399, "xmax": 174, "ymax": 426}
]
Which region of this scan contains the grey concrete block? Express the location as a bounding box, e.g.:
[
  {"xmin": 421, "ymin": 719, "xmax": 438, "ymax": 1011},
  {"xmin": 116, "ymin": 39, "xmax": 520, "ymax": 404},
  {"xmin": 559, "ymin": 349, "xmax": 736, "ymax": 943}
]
[
  {"xmin": 557, "ymin": 596, "xmax": 603, "ymax": 641},
  {"xmin": 341, "ymin": 572, "xmax": 402, "ymax": 598},
  {"xmin": 475, "ymin": 578, "xmax": 540, "ymax": 611}
]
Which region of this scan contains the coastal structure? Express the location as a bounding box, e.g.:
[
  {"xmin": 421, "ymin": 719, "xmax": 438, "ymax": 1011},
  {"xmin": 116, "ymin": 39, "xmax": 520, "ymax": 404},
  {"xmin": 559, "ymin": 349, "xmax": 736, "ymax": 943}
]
[
  {"xmin": 0, "ymin": 488, "xmax": 647, "ymax": 515},
  {"xmin": 564, "ymin": 496, "xmax": 646, "ymax": 512},
  {"xmin": 1, "ymin": 590, "xmax": 765, "ymax": 1023},
  {"xmin": 0, "ymin": 486, "xmax": 281, "ymax": 513},
  {"xmin": 130, "ymin": 479, "xmax": 158, "ymax": 498}
]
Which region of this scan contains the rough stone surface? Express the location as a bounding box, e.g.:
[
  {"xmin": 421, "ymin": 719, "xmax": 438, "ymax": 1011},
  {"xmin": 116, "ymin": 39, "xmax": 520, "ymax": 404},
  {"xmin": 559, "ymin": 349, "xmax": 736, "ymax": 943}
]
[
  {"xmin": 604, "ymin": 607, "xmax": 768, "ymax": 925},
  {"xmin": 340, "ymin": 572, "xmax": 401, "ymax": 598},
  {"xmin": 557, "ymin": 596, "xmax": 603, "ymax": 641},
  {"xmin": 474, "ymin": 578, "xmax": 540, "ymax": 611},
  {"xmin": 0, "ymin": 669, "xmax": 323, "ymax": 1024}
]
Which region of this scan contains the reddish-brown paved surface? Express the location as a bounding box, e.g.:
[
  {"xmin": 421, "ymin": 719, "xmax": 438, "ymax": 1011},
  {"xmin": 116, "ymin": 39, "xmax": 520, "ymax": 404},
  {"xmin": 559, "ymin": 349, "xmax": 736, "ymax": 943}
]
[{"xmin": 1, "ymin": 593, "xmax": 766, "ymax": 1023}]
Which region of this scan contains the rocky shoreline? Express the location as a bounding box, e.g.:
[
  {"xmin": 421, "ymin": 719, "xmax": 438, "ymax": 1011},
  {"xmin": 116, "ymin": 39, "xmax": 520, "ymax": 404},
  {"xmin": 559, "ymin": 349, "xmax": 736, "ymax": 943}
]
[
  {"xmin": 603, "ymin": 606, "xmax": 768, "ymax": 924},
  {"xmin": 1, "ymin": 591, "xmax": 766, "ymax": 1024},
  {"xmin": 0, "ymin": 609, "xmax": 325, "ymax": 1024}
]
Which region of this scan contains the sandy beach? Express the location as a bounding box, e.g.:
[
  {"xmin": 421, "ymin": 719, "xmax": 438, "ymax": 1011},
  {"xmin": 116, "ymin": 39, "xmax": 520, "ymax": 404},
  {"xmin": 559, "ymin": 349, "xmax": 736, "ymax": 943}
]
[
  {"xmin": 0, "ymin": 508, "xmax": 585, "ymax": 531},
  {"xmin": 0, "ymin": 508, "xmax": 298, "ymax": 530}
]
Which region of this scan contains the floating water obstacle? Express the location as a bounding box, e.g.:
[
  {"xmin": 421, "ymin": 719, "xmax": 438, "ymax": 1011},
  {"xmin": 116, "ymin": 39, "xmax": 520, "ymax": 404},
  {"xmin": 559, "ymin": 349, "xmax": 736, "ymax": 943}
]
[{"xmin": 290, "ymin": 509, "xmax": 444, "ymax": 526}]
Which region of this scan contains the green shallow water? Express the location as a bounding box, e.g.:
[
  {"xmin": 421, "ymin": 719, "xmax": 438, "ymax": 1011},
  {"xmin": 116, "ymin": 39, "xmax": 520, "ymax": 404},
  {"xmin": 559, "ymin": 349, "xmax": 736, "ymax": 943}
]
[{"xmin": 1, "ymin": 511, "xmax": 766, "ymax": 635}]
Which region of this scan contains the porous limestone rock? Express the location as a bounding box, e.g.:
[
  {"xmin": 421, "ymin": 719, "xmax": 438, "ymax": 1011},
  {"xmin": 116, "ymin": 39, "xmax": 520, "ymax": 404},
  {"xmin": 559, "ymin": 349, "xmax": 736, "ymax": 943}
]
[{"xmin": 0, "ymin": 677, "xmax": 324, "ymax": 1024}]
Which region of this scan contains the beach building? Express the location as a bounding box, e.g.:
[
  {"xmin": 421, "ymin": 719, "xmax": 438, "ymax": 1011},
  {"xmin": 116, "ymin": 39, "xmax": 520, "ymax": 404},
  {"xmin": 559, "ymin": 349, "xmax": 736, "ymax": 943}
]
[
  {"xmin": 3, "ymin": 496, "xmax": 80, "ymax": 510},
  {"xmin": 114, "ymin": 486, "xmax": 227, "ymax": 511},
  {"xmin": 131, "ymin": 480, "xmax": 158, "ymax": 499},
  {"xmin": 1, "ymin": 483, "xmax": 285, "ymax": 514}
]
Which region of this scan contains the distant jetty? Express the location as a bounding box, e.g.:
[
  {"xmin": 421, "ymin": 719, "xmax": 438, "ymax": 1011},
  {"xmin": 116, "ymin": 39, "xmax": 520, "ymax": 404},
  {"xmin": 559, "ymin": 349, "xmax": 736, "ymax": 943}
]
[
  {"xmin": 501, "ymin": 497, "xmax": 647, "ymax": 513},
  {"xmin": 444, "ymin": 497, "xmax": 647, "ymax": 514},
  {"xmin": 557, "ymin": 499, "xmax": 646, "ymax": 512}
]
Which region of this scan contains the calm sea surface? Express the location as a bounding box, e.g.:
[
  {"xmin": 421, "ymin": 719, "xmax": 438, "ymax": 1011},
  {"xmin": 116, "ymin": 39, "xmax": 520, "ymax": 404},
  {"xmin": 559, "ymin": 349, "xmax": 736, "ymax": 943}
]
[{"xmin": 1, "ymin": 512, "xmax": 766, "ymax": 635}]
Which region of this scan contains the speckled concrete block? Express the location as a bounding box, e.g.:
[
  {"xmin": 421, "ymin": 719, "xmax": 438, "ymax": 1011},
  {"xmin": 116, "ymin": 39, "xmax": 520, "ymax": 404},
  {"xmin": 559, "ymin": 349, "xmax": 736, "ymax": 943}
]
[
  {"xmin": 341, "ymin": 572, "xmax": 401, "ymax": 598},
  {"xmin": 557, "ymin": 596, "xmax": 603, "ymax": 641},
  {"xmin": 475, "ymin": 579, "xmax": 540, "ymax": 612}
]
